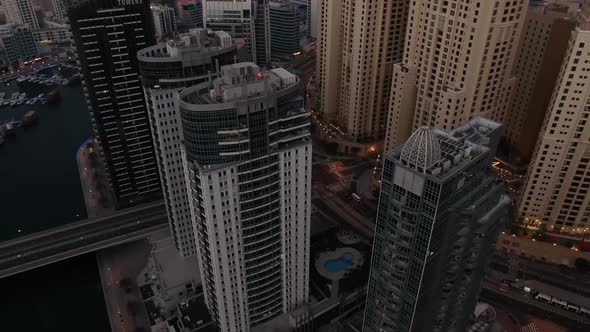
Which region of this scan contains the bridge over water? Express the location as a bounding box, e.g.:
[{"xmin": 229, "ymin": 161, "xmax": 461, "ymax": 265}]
[{"xmin": 0, "ymin": 201, "xmax": 168, "ymax": 278}]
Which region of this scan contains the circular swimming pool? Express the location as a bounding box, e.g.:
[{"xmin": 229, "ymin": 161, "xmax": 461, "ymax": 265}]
[{"xmin": 324, "ymin": 252, "xmax": 354, "ymax": 273}]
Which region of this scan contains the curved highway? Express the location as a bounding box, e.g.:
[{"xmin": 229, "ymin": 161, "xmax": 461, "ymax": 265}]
[{"xmin": 0, "ymin": 201, "xmax": 168, "ymax": 278}]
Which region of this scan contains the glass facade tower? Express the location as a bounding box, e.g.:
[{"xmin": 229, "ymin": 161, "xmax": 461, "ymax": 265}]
[{"xmin": 364, "ymin": 118, "xmax": 511, "ymax": 332}]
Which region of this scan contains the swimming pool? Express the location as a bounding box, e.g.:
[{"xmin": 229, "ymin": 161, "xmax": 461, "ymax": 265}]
[{"xmin": 324, "ymin": 252, "xmax": 354, "ymax": 273}]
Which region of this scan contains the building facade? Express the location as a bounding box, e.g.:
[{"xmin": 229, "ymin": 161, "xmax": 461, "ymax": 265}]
[
  {"xmin": 51, "ymin": 0, "xmax": 78, "ymax": 19},
  {"xmin": 202, "ymin": 0, "xmax": 270, "ymax": 66},
  {"xmin": 269, "ymin": 1, "xmax": 300, "ymax": 62},
  {"xmin": 0, "ymin": 23, "xmax": 37, "ymax": 69},
  {"xmin": 306, "ymin": 0, "xmax": 316, "ymax": 38},
  {"xmin": 317, "ymin": 0, "xmax": 410, "ymax": 144},
  {"xmin": 69, "ymin": 0, "xmax": 161, "ymax": 208},
  {"xmin": 364, "ymin": 118, "xmax": 510, "ymax": 332},
  {"xmin": 179, "ymin": 63, "xmax": 311, "ymax": 331},
  {"xmin": 316, "ymin": 0, "xmax": 340, "ymax": 120},
  {"xmin": 179, "ymin": 0, "xmax": 203, "ymax": 30},
  {"xmin": 151, "ymin": 3, "xmax": 177, "ymax": 41},
  {"xmin": 518, "ymin": 5, "xmax": 590, "ymax": 236},
  {"xmin": 4, "ymin": 0, "xmax": 40, "ymax": 30},
  {"xmin": 506, "ymin": 1, "xmax": 577, "ymax": 162},
  {"xmin": 137, "ymin": 29, "xmax": 237, "ymax": 257},
  {"xmin": 385, "ymin": 0, "xmax": 526, "ymax": 151}
]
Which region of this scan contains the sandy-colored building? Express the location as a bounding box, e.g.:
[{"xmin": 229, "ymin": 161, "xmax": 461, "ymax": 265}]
[
  {"xmin": 385, "ymin": 0, "xmax": 526, "ymax": 151},
  {"xmin": 518, "ymin": 4, "xmax": 590, "ymax": 236},
  {"xmin": 317, "ymin": 0, "xmax": 410, "ymax": 145},
  {"xmin": 506, "ymin": 1, "xmax": 577, "ymax": 162}
]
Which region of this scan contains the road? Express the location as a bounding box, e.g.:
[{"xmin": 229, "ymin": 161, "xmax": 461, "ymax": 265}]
[
  {"xmin": 491, "ymin": 254, "xmax": 590, "ymax": 297},
  {"xmin": 0, "ymin": 201, "xmax": 167, "ymax": 278},
  {"xmin": 1, "ymin": 56, "xmax": 75, "ymax": 82},
  {"xmin": 98, "ymin": 239, "xmax": 153, "ymax": 332},
  {"xmin": 480, "ymin": 282, "xmax": 589, "ymax": 331}
]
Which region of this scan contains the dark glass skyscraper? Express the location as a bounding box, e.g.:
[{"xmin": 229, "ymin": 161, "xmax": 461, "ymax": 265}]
[
  {"xmin": 69, "ymin": 0, "xmax": 161, "ymax": 208},
  {"xmin": 364, "ymin": 118, "xmax": 511, "ymax": 332}
]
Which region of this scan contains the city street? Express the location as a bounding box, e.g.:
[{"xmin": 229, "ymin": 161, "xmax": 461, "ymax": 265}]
[
  {"xmin": 491, "ymin": 254, "xmax": 590, "ymax": 297},
  {"xmin": 480, "ymin": 284, "xmax": 588, "ymax": 332},
  {"xmin": 97, "ymin": 240, "xmax": 153, "ymax": 332}
]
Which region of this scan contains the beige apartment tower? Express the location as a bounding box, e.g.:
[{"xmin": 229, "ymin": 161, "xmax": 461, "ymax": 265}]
[
  {"xmin": 317, "ymin": 0, "xmax": 410, "ymax": 144},
  {"xmin": 385, "ymin": 0, "xmax": 526, "ymax": 151},
  {"xmin": 518, "ymin": 5, "xmax": 590, "ymax": 236},
  {"xmin": 506, "ymin": 1, "xmax": 577, "ymax": 162}
]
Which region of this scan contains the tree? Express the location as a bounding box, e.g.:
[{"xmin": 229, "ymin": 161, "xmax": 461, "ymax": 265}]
[
  {"xmin": 575, "ymin": 258, "xmax": 590, "ymax": 273},
  {"xmin": 127, "ymin": 300, "xmax": 140, "ymax": 316},
  {"xmin": 119, "ymin": 277, "xmax": 134, "ymax": 293}
]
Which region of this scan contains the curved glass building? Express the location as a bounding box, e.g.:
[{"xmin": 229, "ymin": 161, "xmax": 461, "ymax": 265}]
[
  {"xmin": 137, "ymin": 29, "xmax": 237, "ymax": 257},
  {"xmin": 179, "ymin": 63, "xmax": 311, "ymax": 331}
]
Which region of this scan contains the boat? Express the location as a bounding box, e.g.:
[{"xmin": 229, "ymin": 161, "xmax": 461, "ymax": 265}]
[
  {"xmin": 10, "ymin": 93, "xmax": 19, "ymax": 99},
  {"xmin": 47, "ymin": 89, "xmax": 61, "ymax": 104},
  {"xmin": 22, "ymin": 111, "xmax": 39, "ymax": 126},
  {"xmin": 37, "ymin": 93, "xmax": 44, "ymax": 98},
  {"xmin": 3, "ymin": 122, "xmax": 16, "ymax": 136}
]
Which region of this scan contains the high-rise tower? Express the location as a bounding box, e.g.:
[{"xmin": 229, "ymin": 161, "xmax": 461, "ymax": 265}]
[
  {"xmin": 137, "ymin": 29, "xmax": 237, "ymax": 257},
  {"xmin": 505, "ymin": 1, "xmax": 577, "ymax": 161},
  {"xmin": 5, "ymin": 0, "xmax": 40, "ymax": 29},
  {"xmin": 179, "ymin": 63, "xmax": 311, "ymax": 331},
  {"xmin": 151, "ymin": 3, "xmax": 177, "ymax": 41},
  {"xmin": 69, "ymin": 0, "xmax": 161, "ymax": 208},
  {"xmin": 518, "ymin": 4, "xmax": 590, "ymax": 236},
  {"xmin": 364, "ymin": 118, "xmax": 510, "ymax": 332},
  {"xmin": 202, "ymin": 0, "xmax": 270, "ymax": 66},
  {"xmin": 316, "ymin": 0, "xmax": 410, "ymax": 144},
  {"xmin": 385, "ymin": 0, "xmax": 527, "ymax": 151}
]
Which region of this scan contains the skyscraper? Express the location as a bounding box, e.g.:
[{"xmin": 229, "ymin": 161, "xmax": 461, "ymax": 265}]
[
  {"xmin": 151, "ymin": 3, "xmax": 177, "ymax": 41},
  {"xmin": 316, "ymin": 0, "xmax": 341, "ymax": 120},
  {"xmin": 202, "ymin": 0, "xmax": 271, "ymax": 66},
  {"xmin": 385, "ymin": 0, "xmax": 526, "ymax": 151},
  {"xmin": 518, "ymin": 4, "xmax": 590, "ymax": 236},
  {"xmin": 306, "ymin": 0, "xmax": 316, "ymax": 39},
  {"xmin": 364, "ymin": 118, "xmax": 510, "ymax": 332},
  {"xmin": 51, "ymin": 0, "xmax": 78, "ymax": 19},
  {"xmin": 269, "ymin": 0, "xmax": 300, "ymax": 62},
  {"xmin": 5, "ymin": 0, "xmax": 40, "ymax": 30},
  {"xmin": 69, "ymin": 0, "xmax": 161, "ymax": 208},
  {"xmin": 179, "ymin": 62, "xmax": 311, "ymax": 331},
  {"xmin": 506, "ymin": 1, "xmax": 577, "ymax": 161},
  {"xmin": 137, "ymin": 28, "xmax": 237, "ymax": 257},
  {"xmin": 178, "ymin": 0, "xmax": 203, "ymax": 29},
  {"xmin": 316, "ymin": 0, "xmax": 410, "ymax": 145},
  {"xmin": 0, "ymin": 23, "xmax": 37, "ymax": 69}
]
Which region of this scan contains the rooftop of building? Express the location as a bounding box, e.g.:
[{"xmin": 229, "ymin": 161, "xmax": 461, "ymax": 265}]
[
  {"xmin": 150, "ymin": 3, "xmax": 174, "ymax": 12},
  {"xmin": 177, "ymin": 294, "xmax": 216, "ymax": 332},
  {"xmin": 388, "ymin": 117, "xmax": 502, "ymax": 180},
  {"xmin": 181, "ymin": 62, "xmax": 299, "ymax": 104},
  {"xmin": 137, "ymin": 28, "xmax": 234, "ymax": 62}
]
